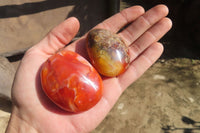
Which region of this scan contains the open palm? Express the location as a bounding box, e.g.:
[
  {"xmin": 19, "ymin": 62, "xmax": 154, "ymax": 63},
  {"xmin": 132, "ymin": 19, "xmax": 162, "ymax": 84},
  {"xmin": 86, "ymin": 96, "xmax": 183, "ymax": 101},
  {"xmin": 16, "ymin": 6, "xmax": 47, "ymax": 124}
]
[{"xmin": 7, "ymin": 5, "xmax": 172, "ymax": 133}]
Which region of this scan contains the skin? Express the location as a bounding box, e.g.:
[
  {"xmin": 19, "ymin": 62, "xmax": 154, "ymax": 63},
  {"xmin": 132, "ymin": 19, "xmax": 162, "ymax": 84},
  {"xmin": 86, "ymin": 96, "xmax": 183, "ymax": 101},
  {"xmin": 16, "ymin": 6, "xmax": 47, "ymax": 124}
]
[{"xmin": 6, "ymin": 4, "xmax": 172, "ymax": 133}]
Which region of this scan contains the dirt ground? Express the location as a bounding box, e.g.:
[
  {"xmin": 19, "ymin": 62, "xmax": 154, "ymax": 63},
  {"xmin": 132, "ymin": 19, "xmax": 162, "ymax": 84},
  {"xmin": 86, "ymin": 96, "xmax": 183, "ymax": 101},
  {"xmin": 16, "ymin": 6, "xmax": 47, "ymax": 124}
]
[
  {"xmin": 0, "ymin": 0, "xmax": 200, "ymax": 133},
  {"xmin": 92, "ymin": 58, "xmax": 200, "ymax": 133}
]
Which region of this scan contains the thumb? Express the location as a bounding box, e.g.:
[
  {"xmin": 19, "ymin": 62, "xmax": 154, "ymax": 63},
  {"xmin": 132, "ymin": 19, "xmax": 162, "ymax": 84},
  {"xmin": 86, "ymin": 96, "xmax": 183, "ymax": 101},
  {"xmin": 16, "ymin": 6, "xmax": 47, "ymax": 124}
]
[{"xmin": 35, "ymin": 17, "xmax": 80, "ymax": 55}]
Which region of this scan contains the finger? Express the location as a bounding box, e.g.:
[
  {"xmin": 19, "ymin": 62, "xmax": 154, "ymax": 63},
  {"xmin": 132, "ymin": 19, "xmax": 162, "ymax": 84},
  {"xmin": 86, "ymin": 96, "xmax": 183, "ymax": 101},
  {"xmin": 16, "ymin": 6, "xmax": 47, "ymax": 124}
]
[
  {"xmin": 94, "ymin": 5, "xmax": 145, "ymax": 33},
  {"xmin": 100, "ymin": 43, "xmax": 164, "ymax": 108},
  {"xmin": 99, "ymin": 43, "xmax": 163, "ymax": 109},
  {"xmin": 66, "ymin": 6, "xmax": 145, "ymax": 57},
  {"xmin": 118, "ymin": 42, "xmax": 164, "ymax": 89},
  {"xmin": 119, "ymin": 4, "xmax": 169, "ymax": 45},
  {"xmin": 34, "ymin": 17, "xmax": 80, "ymax": 55},
  {"xmin": 129, "ymin": 17, "xmax": 172, "ymax": 61}
]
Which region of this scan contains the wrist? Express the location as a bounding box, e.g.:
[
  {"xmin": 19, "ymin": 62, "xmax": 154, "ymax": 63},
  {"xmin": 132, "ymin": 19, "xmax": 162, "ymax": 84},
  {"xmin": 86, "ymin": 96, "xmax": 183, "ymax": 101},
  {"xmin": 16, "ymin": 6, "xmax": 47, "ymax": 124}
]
[{"xmin": 6, "ymin": 106, "xmax": 38, "ymax": 133}]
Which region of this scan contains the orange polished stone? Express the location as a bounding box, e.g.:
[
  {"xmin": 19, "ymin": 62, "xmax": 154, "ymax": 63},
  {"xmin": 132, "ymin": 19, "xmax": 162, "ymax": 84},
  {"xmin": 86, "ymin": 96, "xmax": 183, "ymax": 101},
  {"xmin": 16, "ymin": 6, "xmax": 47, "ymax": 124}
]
[
  {"xmin": 40, "ymin": 51, "xmax": 103, "ymax": 113},
  {"xmin": 86, "ymin": 29, "xmax": 130, "ymax": 77}
]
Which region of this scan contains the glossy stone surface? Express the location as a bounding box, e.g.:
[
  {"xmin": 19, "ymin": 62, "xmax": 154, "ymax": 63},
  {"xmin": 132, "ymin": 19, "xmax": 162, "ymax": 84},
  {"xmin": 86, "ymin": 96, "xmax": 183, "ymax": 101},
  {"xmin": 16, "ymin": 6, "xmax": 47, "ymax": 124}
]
[
  {"xmin": 40, "ymin": 51, "xmax": 103, "ymax": 113},
  {"xmin": 86, "ymin": 29, "xmax": 130, "ymax": 77}
]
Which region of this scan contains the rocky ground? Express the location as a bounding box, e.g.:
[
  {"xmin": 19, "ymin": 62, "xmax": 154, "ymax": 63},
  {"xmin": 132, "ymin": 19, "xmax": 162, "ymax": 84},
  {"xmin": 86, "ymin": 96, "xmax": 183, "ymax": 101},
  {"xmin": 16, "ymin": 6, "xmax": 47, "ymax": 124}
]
[{"xmin": 1, "ymin": 0, "xmax": 200, "ymax": 133}]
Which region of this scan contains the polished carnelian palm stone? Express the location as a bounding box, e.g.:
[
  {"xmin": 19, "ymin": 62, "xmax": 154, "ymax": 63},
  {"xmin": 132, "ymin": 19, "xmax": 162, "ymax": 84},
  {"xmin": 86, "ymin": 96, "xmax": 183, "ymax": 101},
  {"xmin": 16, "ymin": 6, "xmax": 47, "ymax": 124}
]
[
  {"xmin": 86, "ymin": 29, "xmax": 130, "ymax": 77},
  {"xmin": 40, "ymin": 51, "xmax": 103, "ymax": 113}
]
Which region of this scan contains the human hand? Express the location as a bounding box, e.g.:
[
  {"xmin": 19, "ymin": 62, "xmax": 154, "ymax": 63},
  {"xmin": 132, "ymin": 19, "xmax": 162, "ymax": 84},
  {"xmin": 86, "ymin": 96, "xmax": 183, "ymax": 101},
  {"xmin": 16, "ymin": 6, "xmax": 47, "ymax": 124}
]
[{"xmin": 6, "ymin": 5, "xmax": 172, "ymax": 133}]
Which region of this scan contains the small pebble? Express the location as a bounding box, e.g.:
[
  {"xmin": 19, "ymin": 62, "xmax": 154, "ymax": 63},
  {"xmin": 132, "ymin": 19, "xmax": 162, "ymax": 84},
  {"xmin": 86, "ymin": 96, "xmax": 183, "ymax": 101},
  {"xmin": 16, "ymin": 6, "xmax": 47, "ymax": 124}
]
[
  {"xmin": 153, "ymin": 74, "xmax": 166, "ymax": 80},
  {"xmin": 188, "ymin": 97, "xmax": 194, "ymax": 103},
  {"xmin": 117, "ymin": 103, "xmax": 124, "ymax": 110}
]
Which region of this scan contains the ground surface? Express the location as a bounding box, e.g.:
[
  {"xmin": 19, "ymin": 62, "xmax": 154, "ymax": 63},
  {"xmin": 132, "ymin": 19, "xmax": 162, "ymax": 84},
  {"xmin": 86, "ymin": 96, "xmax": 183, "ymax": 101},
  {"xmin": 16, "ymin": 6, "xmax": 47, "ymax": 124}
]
[
  {"xmin": 92, "ymin": 59, "xmax": 200, "ymax": 133},
  {"xmin": 0, "ymin": 0, "xmax": 200, "ymax": 133}
]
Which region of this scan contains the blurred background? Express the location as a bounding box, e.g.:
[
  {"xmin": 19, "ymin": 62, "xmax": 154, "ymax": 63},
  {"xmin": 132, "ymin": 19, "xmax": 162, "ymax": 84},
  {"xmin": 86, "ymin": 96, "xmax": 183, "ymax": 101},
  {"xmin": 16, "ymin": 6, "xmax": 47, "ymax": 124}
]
[
  {"xmin": 122, "ymin": 0, "xmax": 200, "ymax": 59},
  {"xmin": 0, "ymin": 0, "xmax": 200, "ymax": 133},
  {"xmin": 0, "ymin": 0, "xmax": 199, "ymax": 60}
]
